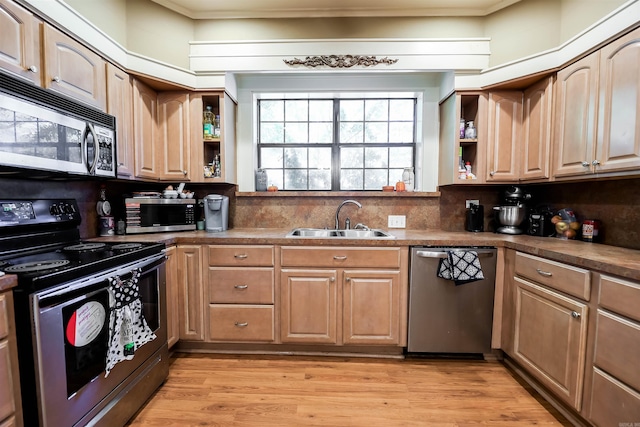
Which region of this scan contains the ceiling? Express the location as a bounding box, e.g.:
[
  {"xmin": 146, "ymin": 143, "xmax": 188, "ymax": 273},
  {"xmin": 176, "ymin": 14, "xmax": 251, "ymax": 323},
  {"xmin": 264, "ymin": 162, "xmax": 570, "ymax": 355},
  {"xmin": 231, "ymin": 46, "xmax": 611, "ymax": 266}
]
[{"xmin": 150, "ymin": 0, "xmax": 522, "ymax": 19}]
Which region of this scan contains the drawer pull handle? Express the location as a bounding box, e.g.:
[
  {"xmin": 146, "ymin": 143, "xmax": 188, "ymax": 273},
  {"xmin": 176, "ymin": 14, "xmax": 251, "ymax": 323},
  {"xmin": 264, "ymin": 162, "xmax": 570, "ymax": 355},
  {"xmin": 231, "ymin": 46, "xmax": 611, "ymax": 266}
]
[
  {"xmin": 235, "ymin": 322, "xmax": 248, "ymax": 327},
  {"xmin": 234, "ymin": 284, "xmax": 248, "ymax": 290},
  {"xmin": 571, "ymin": 311, "xmax": 581, "ymax": 319},
  {"xmin": 536, "ymin": 268, "xmax": 552, "ymax": 277},
  {"xmin": 333, "ymin": 255, "xmax": 347, "ymax": 260},
  {"xmin": 234, "ymin": 254, "xmax": 248, "ymax": 259}
]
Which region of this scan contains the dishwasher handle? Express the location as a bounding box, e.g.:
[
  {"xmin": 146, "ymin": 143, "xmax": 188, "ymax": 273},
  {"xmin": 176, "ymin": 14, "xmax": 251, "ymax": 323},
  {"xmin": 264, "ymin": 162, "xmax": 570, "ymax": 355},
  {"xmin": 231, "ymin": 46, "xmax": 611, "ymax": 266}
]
[{"xmin": 415, "ymin": 249, "xmax": 495, "ymax": 259}]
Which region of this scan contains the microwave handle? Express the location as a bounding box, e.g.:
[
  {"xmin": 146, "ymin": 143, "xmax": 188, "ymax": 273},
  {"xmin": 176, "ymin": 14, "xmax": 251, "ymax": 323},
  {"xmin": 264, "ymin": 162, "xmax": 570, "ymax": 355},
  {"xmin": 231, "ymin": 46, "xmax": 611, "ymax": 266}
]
[{"xmin": 82, "ymin": 123, "xmax": 100, "ymax": 175}]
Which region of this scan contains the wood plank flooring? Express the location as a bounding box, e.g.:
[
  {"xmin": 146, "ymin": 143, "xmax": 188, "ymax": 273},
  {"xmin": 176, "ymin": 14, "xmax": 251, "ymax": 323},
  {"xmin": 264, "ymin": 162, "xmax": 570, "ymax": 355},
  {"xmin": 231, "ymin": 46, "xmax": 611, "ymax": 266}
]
[{"xmin": 127, "ymin": 353, "xmax": 572, "ymax": 426}]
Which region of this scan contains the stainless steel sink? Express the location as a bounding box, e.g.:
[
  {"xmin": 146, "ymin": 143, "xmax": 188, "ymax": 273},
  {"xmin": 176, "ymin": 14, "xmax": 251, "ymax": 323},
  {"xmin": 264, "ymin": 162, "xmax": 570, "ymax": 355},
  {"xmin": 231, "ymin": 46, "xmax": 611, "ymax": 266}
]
[{"xmin": 286, "ymin": 228, "xmax": 396, "ymax": 239}]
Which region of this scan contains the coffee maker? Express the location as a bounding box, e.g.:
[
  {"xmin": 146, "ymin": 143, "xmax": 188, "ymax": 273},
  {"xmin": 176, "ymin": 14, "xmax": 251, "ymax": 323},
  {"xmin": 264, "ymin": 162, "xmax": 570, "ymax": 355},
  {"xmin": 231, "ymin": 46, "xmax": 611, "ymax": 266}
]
[
  {"xmin": 493, "ymin": 186, "xmax": 531, "ymax": 235},
  {"xmin": 203, "ymin": 194, "xmax": 229, "ymax": 232},
  {"xmin": 465, "ymin": 203, "xmax": 484, "ymax": 232}
]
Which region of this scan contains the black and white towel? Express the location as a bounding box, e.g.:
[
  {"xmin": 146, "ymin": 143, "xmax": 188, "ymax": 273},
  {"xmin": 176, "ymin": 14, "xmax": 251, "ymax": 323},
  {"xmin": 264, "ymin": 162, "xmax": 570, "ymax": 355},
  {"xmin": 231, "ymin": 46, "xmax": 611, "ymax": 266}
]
[
  {"xmin": 105, "ymin": 268, "xmax": 156, "ymax": 377},
  {"xmin": 437, "ymin": 250, "xmax": 485, "ymax": 286}
]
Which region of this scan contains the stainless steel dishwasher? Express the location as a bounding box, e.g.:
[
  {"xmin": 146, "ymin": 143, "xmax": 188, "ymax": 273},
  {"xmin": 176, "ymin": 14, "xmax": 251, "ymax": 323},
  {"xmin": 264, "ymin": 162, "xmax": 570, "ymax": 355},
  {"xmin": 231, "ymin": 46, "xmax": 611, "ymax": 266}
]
[{"xmin": 407, "ymin": 246, "xmax": 497, "ymax": 356}]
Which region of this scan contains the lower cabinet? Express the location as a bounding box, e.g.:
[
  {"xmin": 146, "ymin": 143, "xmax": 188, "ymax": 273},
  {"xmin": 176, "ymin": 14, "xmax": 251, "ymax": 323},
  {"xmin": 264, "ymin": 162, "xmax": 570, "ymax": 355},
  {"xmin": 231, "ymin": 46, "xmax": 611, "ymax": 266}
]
[
  {"xmin": 164, "ymin": 245, "xmax": 179, "ymax": 349},
  {"xmin": 177, "ymin": 245, "xmax": 205, "ymax": 341},
  {"xmin": 0, "ymin": 290, "xmax": 22, "ymax": 427},
  {"xmin": 280, "ymin": 246, "xmax": 407, "ymax": 347}
]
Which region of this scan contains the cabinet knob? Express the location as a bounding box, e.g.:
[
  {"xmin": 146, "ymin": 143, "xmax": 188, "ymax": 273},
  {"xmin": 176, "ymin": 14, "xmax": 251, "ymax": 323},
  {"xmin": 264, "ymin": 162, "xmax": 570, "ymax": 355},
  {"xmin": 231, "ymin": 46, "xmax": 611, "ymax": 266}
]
[
  {"xmin": 330, "ymin": 277, "xmax": 335, "ymax": 282},
  {"xmin": 53, "ymin": 76, "xmax": 61, "ymax": 83},
  {"xmin": 345, "ymin": 277, "xmax": 351, "ymax": 282},
  {"xmin": 571, "ymin": 311, "xmax": 581, "ymax": 319},
  {"xmin": 183, "ymin": 170, "xmax": 188, "ymax": 175},
  {"xmin": 28, "ymin": 65, "xmax": 38, "ymax": 73},
  {"xmin": 489, "ymin": 171, "xmax": 495, "ymax": 176},
  {"xmin": 592, "ymin": 160, "xmax": 600, "ymax": 166},
  {"xmin": 581, "ymin": 161, "xmax": 590, "ymax": 167},
  {"xmin": 118, "ymin": 162, "xmax": 125, "ymax": 166},
  {"xmin": 234, "ymin": 322, "xmax": 249, "ymax": 327},
  {"xmin": 234, "ymin": 284, "xmax": 248, "ymax": 290}
]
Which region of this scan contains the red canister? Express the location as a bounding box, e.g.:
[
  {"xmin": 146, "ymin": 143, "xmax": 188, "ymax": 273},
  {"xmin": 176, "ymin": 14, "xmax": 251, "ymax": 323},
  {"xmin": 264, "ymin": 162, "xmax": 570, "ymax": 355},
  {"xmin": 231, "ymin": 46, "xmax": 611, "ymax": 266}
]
[{"xmin": 582, "ymin": 219, "xmax": 600, "ymax": 242}]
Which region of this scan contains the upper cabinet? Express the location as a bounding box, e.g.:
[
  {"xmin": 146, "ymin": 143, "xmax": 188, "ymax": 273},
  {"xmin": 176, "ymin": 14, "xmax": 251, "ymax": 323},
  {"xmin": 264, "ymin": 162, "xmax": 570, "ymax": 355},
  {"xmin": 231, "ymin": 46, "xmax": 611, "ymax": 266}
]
[
  {"xmin": 486, "ymin": 91, "xmax": 523, "ymax": 182},
  {"xmin": 132, "ymin": 78, "xmax": 159, "ymax": 180},
  {"xmin": 520, "ymin": 77, "xmax": 554, "ymax": 181},
  {"xmin": 157, "ymin": 92, "xmax": 192, "ymax": 181},
  {"xmin": 0, "ymin": 0, "xmax": 41, "ymax": 85},
  {"xmin": 106, "ymin": 64, "xmax": 134, "ymax": 179},
  {"xmin": 42, "ymin": 24, "xmax": 107, "ymax": 110}
]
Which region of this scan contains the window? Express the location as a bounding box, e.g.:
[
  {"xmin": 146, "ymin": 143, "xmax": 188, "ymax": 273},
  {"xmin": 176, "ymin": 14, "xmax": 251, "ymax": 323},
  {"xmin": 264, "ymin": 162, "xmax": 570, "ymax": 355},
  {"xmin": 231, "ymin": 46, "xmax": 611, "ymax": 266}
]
[{"xmin": 258, "ymin": 97, "xmax": 416, "ymax": 191}]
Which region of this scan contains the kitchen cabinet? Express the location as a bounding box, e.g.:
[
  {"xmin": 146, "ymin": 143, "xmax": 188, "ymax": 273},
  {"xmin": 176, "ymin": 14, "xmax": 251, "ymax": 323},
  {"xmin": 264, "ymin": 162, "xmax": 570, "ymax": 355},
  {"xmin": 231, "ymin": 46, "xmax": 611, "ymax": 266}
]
[
  {"xmin": 438, "ymin": 92, "xmax": 488, "ymax": 185},
  {"xmin": 177, "ymin": 245, "xmax": 205, "ymax": 341},
  {"xmin": 0, "ymin": 290, "xmax": 22, "ymax": 427},
  {"xmin": 509, "ymin": 252, "xmax": 590, "ymax": 411},
  {"xmin": 42, "ymin": 23, "xmax": 106, "ymax": 110},
  {"xmin": 486, "ymin": 91, "xmax": 523, "ymax": 182},
  {"xmin": 520, "ymin": 77, "xmax": 554, "ymax": 181},
  {"xmin": 165, "ymin": 245, "xmax": 179, "ymax": 349},
  {"xmin": 190, "ymin": 93, "xmax": 237, "ymax": 183},
  {"xmin": 132, "ymin": 78, "xmax": 159, "ymax": 180},
  {"xmin": 157, "ymin": 92, "xmax": 192, "ymax": 181},
  {"xmin": 587, "ymin": 274, "xmax": 640, "ymax": 425},
  {"xmin": 280, "ymin": 246, "xmax": 407, "ymax": 346},
  {"xmin": 0, "ymin": 0, "xmax": 41, "ymax": 85},
  {"xmin": 207, "ymin": 245, "xmax": 275, "ymax": 342},
  {"xmin": 106, "ymin": 63, "xmax": 135, "ymax": 179}
]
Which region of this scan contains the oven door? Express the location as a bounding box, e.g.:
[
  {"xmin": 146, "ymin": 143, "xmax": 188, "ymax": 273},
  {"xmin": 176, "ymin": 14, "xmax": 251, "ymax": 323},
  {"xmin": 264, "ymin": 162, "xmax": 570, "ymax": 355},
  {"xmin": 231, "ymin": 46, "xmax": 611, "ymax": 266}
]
[{"xmin": 30, "ymin": 253, "xmax": 167, "ymax": 427}]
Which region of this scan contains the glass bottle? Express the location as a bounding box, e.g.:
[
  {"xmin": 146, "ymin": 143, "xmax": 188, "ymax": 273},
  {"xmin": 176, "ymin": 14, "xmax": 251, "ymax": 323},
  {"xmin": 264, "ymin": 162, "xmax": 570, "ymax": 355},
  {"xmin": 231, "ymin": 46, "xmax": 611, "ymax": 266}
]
[
  {"xmin": 213, "ymin": 115, "xmax": 221, "ymax": 138},
  {"xmin": 213, "ymin": 154, "xmax": 221, "ymax": 177},
  {"xmin": 464, "ymin": 121, "xmax": 477, "ymax": 139},
  {"xmin": 459, "ymin": 118, "xmax": 466, "ymax": 139},
  {"xmin": 402, "ymin": 167, "xmax": 415, "ymax": 192},
  {"xmin": 203, "ymin": 106, "xmax": 214, "ymax": 140}
]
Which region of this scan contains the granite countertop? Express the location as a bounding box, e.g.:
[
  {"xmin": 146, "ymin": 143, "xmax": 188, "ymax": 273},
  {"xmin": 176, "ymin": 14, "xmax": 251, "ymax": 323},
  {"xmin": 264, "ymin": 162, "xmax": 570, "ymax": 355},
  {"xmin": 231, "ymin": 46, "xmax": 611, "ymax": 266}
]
[
  {"xmin": 0, "ymin": 273, "xmax": 17, "ymax": 292},
  {"xmin": 94, "ymin": 228, "xmax": 640, "ymax": 280}
]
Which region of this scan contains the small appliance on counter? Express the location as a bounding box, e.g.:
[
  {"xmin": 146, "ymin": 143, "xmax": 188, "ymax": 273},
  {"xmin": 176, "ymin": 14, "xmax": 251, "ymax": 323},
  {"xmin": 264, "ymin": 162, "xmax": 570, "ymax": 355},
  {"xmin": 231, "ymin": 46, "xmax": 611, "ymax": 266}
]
[
  {"xmin": 465, "ymin": 203, "xmax": 484, "ymax": 232},
  {"xmin": 204, "ymin": 194, "xmax": 229, "ymax": 232},
  {"xmin": 527, "ymin": 205, "xmax": 555, "ymax": 237},
  {"xmin": 493, "ymin": 186, "xmax": 531, "ymax": 235}
]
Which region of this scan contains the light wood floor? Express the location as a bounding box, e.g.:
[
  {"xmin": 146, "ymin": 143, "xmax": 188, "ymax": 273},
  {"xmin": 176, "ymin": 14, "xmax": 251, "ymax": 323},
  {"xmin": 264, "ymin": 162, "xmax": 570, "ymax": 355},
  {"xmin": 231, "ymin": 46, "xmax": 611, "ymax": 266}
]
[{"xmin": 127, "ymin": 353, "xmax": 572, "ymax": 426}]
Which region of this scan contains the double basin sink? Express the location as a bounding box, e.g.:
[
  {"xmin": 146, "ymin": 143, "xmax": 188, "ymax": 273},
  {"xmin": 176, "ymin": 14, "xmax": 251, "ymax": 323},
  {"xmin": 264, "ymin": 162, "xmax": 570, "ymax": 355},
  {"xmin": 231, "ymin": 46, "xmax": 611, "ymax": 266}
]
[{"xmin": 286, "ymin": 228, "xmax": 396, "ymax": 239}]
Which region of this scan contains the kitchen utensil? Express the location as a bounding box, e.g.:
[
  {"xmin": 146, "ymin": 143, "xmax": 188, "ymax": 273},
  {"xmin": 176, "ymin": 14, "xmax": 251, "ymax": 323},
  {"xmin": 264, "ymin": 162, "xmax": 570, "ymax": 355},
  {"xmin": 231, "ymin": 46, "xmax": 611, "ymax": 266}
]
[{"xmin": 493, "ymin": 204, "xmax": 526, "ymax": 234}]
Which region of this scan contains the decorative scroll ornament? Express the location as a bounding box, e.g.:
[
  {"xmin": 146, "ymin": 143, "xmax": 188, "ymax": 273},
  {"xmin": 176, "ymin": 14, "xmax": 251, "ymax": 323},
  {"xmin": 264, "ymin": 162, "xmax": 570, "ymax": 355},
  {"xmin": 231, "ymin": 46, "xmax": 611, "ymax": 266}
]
[{"xmin": 283, "ymin": 55, "xmax": 398, "ymax": 68}]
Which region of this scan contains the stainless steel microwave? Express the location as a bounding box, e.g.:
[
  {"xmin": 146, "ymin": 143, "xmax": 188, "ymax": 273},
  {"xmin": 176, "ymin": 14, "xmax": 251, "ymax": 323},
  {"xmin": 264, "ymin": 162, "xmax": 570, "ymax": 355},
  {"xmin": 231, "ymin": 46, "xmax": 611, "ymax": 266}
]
[
  {"xmin": 0, "ymin": 72, "xmax": 116, "ymax": 178},
  {"xmin": 125, "ymin": 198, "xmax": 197, "ymax": 234}
]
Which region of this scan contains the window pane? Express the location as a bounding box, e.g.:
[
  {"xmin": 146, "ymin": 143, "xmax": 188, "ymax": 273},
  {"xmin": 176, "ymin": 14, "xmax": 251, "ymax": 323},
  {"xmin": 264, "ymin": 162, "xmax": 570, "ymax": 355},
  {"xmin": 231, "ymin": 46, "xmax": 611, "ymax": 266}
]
[
  {"xmin": 309, "ymin": 147, "xmax": 331, "ymax": 168},
  {"xmin": 309, "ymin": 122, "xmax": 332, "ymax": 143},
  {"xmin": 339, "ymin": 122, "xmax": 363, "ymax": 143},
  {"xmin": 389, "ymin": 147, "xmax": 413, "ymax": 168},
  {"xmin": 389, "ymin": 122, "xmax": 414, "ymax": 143},
  {"xmin": 260, "ymin": 123, "xmax": 284, "ymax": 143},
  {"xmin": 340, "ymin": 100, "xmax": 363, "ymax": 121},
  {"xmin": 390, "ymin": 100, "xmax": 414, "ymax": 120},
  {"xmin": 364, "ymin": 122, "xmax": 388, "ymax": 143},
  {"xmin": 285, "ymin": 100, "xmax": 308, "ymax": 121},
  {"xmin": 309, "ymin": 100, "xmax": 333, "ymax": 121},
  {"xmin": 365, "ymin": 147, "xmax": 388, "ymax": 168},
  {"xmin": 340, "ymin": 169, "xmax": 363, "ymax": 190},
  {"xmin": 309, "ymin": 169, "xmax": 331, "ymax": 190},
  {"xmin": 266, "ymin": 170, "xmax": 283, "ymax": 189},
  {"xmin": 285, "ymin": 147, "xmax": 307, "ymax": 168},
  {"xmin": 284, "ymin": 122, "xmax": 308, "ymax": 143},
  {"xmin": 389, "ymin": 168, "xmax": 404, "ymax": 185},
  {"xmin": 364, "ymin": 169, "xmax": 387, "ymax": 190},
  {"xmin": 285, "ymin": 169, "xmax": 307, "ymax": 190},
  {"xmin": 341, "ymin": 147, "xmax": 363, "ymax": 168},
  {"xmin": 365, "ymin": 99, "xmax": 388, "ymax": 121},
  {"xmin": 261, "ymin": 147, "xmax": 283, "ymax": 168},
  {"xmin": 260, "ymin": 100, "xmax": 283, "ymax": 121}
]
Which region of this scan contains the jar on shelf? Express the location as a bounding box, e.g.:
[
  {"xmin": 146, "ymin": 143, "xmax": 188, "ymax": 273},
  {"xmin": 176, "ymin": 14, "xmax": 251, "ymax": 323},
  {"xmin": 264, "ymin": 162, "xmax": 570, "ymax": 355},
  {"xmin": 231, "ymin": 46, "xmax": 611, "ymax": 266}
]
[
  {"xmin": 255, "ymin": 168, "xmax": 268, "ymax": 191},
  {"xmin": 464, "ymin": 121, "xmax": 477, "ymax": 139},
  {"xmin": 402, "ymin": 167, "xmax": 415, "ymax": 192},
  {"xmin": 459, "ymin": 118, "xmax": 466, "ymax": 139}
]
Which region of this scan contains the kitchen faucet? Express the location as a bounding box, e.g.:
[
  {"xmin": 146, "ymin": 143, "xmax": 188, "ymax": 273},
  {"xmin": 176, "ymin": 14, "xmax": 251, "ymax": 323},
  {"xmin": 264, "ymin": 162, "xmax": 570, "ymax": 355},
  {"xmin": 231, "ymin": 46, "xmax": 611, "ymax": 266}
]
[{"xmin": 335, "ymin": 200, "xmax": 362, "ymax": 229}]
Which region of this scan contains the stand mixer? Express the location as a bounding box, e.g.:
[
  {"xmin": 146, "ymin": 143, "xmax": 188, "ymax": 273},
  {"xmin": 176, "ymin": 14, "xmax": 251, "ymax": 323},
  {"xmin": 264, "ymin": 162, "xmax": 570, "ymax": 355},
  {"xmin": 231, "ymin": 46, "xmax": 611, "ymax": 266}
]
[{"xmin": 493, "ymin": 186, "xmax": 531, "ymax": 234}]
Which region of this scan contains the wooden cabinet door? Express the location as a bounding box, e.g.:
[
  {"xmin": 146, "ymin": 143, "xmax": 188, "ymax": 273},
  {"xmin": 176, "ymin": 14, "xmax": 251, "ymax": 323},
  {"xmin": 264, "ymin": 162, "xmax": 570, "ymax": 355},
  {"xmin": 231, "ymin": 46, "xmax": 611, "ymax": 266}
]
[
  {"xmin": 42, "ymin": 24, "xmax": 106, "ymax": 110},
  {"xmin": 132, "ymin": 79, "xmax": 159, "ymax": 180},
  {"xmin": 157, "ymin": 92, "xmax": 191, "ymax": 181},
  {"xmin": 177, "ymin": 245, "xmax": 204, "ymax": 341},
  {"xmin": 512, "ymin": 277, "xmax": 589, "ymax": 411},
  {"xmin": 553, "ymin": 52, "xmax": 600, "ymax": 178},
  {"xmin": 596, "ymin": 26, "xmax": 640, "ymax": 173},
  {"xmin": 280, "ymin": 269, "xmax": 338, "ymax": 344},
  {"xmin": 486, "ymin": 91, "xmax": 522, "ymax": 181},
  {"xmin": 106, "ymin": 63, "xmax": 134, "ymax": 179},
  {"xmin": 520, "ymin": 77, "xmax": 553, "ymax": 181},
  {"xmin": 0, "ymin": 0, "xmax": 41, "ymax": 85},
  {"xmin": 164, "ymin": 245, "xmax": 179, "ymax": 349},
  {"xmin": 342, "ymin": 270, "xmax": 400, "ymax": 345}
]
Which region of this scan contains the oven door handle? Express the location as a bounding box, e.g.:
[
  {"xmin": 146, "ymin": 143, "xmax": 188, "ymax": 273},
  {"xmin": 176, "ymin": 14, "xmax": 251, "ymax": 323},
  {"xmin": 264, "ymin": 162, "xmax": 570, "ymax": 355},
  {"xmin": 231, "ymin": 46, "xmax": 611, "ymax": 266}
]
[{"xmin": 36, "ymin": 252, "xmax": 166, "ymax": 303}]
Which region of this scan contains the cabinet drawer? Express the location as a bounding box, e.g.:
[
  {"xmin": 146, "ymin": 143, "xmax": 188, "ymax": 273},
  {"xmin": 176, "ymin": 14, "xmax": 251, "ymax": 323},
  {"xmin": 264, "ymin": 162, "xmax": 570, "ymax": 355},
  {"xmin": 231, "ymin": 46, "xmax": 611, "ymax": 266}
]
[
  {"xmin": 599, "ymin": 274, "xmax": 640, "ymax": 323},
  {"xmin": 515, "ymin": 252, "xmax": 590, "ymax": 300},
  {"xmin": 208, "ymin": 305, "xmax": 274, "ymax": 342},
  {"xmin": 209, "ymin": 245, "xmax": 274, "ymax": 267},
  {"xmin": 0, "ymin": 340, "xmax": 16, "ymax": 423},
  {"xmin": 0, "ymin": 294, "xmax": 7, "ymax": 340},
  {"xmin": 589, "ymin": 368, "xmax": 640, "ymax": 427},
  {"xmin": 281, "ymin": 246, "xmax": 401, "ymax": 268},
  {"xmin": 593, "ymin": 310, "xmax": 640, "ymax": 391},
  {"xmin": 208, "ymin": 268, "xmax": 274, "ymax": 304}
]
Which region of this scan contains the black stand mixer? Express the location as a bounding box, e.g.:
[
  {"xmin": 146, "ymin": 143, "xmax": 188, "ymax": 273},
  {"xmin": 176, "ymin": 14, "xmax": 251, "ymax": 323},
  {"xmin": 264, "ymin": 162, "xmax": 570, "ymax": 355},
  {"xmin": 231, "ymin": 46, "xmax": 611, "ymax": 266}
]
[{"xmin": 493, "ymin": 186, "xmax": 531, "ymax": 234}]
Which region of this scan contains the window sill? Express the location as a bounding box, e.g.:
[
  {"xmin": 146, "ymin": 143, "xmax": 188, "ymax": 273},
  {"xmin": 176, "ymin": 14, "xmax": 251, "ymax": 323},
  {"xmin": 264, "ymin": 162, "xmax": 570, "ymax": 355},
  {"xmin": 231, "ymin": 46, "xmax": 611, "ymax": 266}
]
[{"xmin": 235, "ymin": 191, "xmax": 441, "ymax": 198}]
